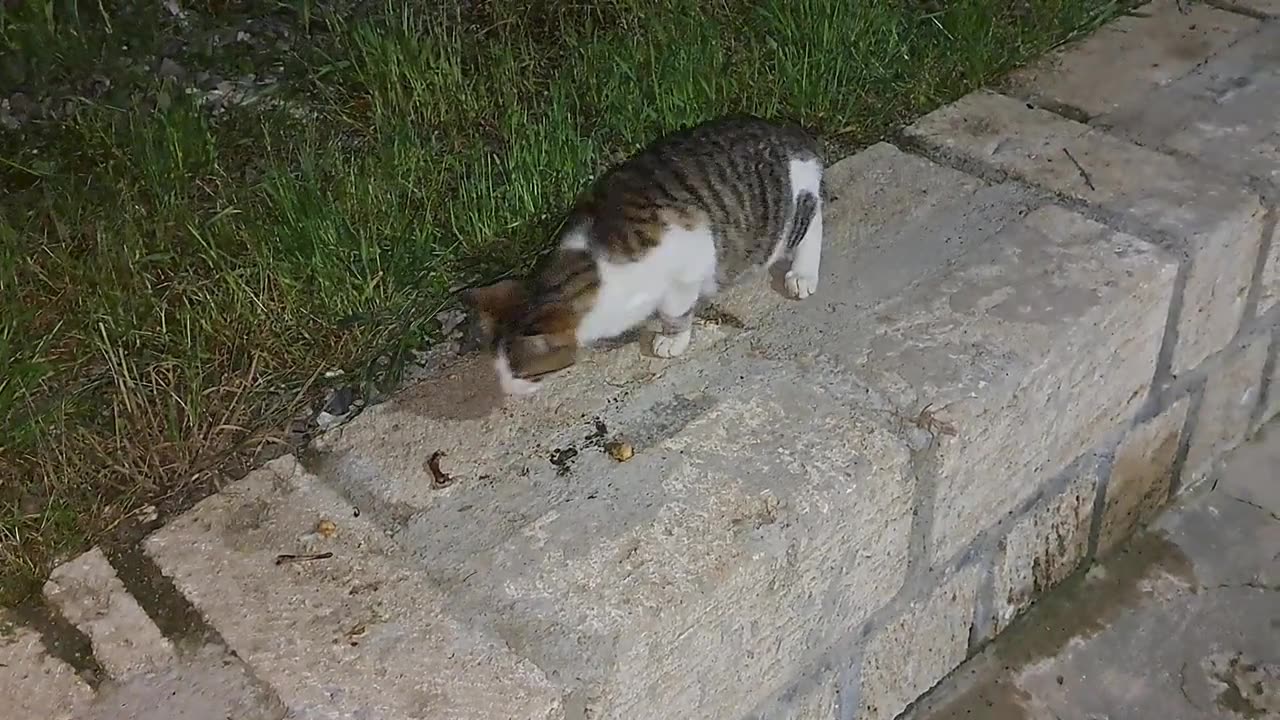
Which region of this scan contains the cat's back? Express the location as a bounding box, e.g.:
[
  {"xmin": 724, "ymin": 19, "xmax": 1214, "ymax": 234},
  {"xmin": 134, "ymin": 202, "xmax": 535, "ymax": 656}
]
[{"xmin": 575, "ymin": 115, "xmax": 822, "ymax": 260}]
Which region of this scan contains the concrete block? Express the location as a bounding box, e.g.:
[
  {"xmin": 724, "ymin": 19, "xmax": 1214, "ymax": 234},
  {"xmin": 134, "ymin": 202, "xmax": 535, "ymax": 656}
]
[
  {"xmin": 1185, "ymin": 338, "xmax": 1271, "ymax": 485},
  {"xmin": 1098, "ymin": 23, "xmax": 1280, "ymax": 191},
  {"xmin": 43, "ymin": 547, "xmax": 174, "ymax": 679},
  {"xmin": 0, "ymin": 614, "xmax": 95, "ymax": 720},
  {"xmin": 1003, "ymin": 0, "xmax": 1259, "ymax": 117},
  {"xmin": 1098, "ymin": 397, "xmax": 1191, "ymax": 554},
  {"xmin": 857, "ymin": 566, "xmax": 981, "ymax": 720},
  {"xmin": 906, "ymin": 90, "xmax": 1266, "ymax": 375},
  {"xmin": 852, "ymin": 203, "xmax": 1172, "ymax": 564},
  {"xmin": 992, "ymin": 461, "xmax": 1099, "ymax": 632},
  {"xmin": 144, "ymin": 455, "xmax": 564, "ymax": 720}
]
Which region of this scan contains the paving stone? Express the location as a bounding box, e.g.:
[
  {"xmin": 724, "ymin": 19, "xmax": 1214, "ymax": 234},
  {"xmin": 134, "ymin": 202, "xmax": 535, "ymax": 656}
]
[
  {"xmin": 1098, "ymin": 23, "xmax": 1280, "ymax": 192},
  {"xmin": 858, "ymin": 566, "xmax": 981, "ymax": 720},
  {"xmin": 1098, "ymin": 397, "xmax": 1191, "ymax": 554},
  {"xmin": 145, "ymin": 455, "xmax": 564, "ymax": 720},
  {"xmin": 992, "ymin": 461, "xmax": 1099, "ymax": 632},
  {"xmin": 1004, "ymin": 0, "xmax": 1259, "ymax": 117},
  {"xmin": 906, "ymin": 89, "xmax": 1266, "ymax": 375},
  {"xmin": 43, "ymin": 547, "xmax": 174, "ymax": 679},
  {"xmin": 0, "ymin": 614, "xmax": 95, "ymax": 720},
  {"xmin": 1184, "ymin": 337, "xmax": 1271, "ymax": 485}
]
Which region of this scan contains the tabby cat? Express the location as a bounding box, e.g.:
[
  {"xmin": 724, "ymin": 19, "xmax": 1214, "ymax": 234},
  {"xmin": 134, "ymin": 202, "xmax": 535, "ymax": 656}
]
[{"xmin": 463, "ymin": 115, "xmax": 825, "ymax": 394}]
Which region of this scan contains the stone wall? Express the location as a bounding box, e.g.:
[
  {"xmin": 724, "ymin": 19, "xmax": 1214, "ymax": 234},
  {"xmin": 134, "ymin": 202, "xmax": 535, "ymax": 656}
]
[{"xmin": 8, "ymin": 2, "xmax": 1280, "ymax": 719}]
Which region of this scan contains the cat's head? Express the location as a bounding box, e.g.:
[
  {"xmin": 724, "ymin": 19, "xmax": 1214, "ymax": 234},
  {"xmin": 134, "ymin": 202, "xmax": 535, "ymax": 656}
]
[{"xmin": 461, "ymin": 277, "xmax": 581, "ymax": 395}]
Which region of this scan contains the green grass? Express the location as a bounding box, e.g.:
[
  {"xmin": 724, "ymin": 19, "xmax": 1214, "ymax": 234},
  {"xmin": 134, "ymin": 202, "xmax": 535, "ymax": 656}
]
[{"xmin": 0, "ymin": 0, "xmax": 1132, "ymax": 604}]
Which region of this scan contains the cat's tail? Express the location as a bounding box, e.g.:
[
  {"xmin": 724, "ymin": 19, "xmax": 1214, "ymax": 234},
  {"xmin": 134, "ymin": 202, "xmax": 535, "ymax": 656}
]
[{"xmin": 785, "ymin": 191, "xmax": 819, "ymax": 250}]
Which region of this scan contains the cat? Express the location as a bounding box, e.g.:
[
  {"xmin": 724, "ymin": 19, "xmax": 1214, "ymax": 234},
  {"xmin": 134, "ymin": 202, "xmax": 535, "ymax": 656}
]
[{"xmin": 463, "ymin": 114, "xmax": 825, "ymax": 395}]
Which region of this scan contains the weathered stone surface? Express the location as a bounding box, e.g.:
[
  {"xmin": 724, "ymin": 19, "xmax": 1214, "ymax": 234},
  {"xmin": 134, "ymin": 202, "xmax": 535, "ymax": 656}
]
[
  {"xmin": 858, "ymin": 566, "xmax": 981, "ymax": 720},
  {"xmin": 1098, "ymin": 398, "xmax": 1191, "ymax": 554},
  {"xmin": 1230, "ymin": 0, "xmax": 1280, "ymax": 16},
  {"xmin": 395, "ymin": 365, "xmax": 917, "ymax": 720},
  {"xmin": 145, "ymin": 455, "xmax": 563, "ymax": 720},
  {"xmin": 1098, "ymin": 23, "xmax": 1280, "ymax": 192},
  {"xmin": 1004, "ymin": 0, "xmax": 1259, "ymax": 117},
  {"xmin": 1260, "ymin": 217, "xmax": 1279, "ymax": 318},
  {"xmin": 906, "ymin": 90, "xmax": 1266, "ymax": 374},
  {"xmin": 0, "ymin": 614, "xmax": 95, "ymax": 720},
  {"xmin": 751, "ymin": 666, "xmax": 840, "ymax": 720},
  {"xmin": 1263, "ymin": 334, "xmax": 1280, "ymax": 427},
  {"xmin": 861, "ymin": 204, "xmax": 1172, "ymax": 564},
  {"xmin": 43, "ymin": 547, "xmax": 174, "ymax": 679},
  {"xmin": 993, "ymin": 461, "xmax": 1098, "ymax": 632},
  {"xmin": 81, "ymin": 642, "xmax": 286, "ymax": 720},
  {"xmin": 1184, "ymin": 338, "xmax": 1271, "ymax": 485}
]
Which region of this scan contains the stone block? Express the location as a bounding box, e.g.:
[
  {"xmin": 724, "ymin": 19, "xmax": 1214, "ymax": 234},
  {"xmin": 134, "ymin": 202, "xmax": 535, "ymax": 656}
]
[
  {"xmin": 43, "ymin": 547, "xmax": 174, "ymax": 679},
  {"xmin": 1098, "ymin": 24, "xmax": 1280, "ymax": 192},
  {"xmin": 993, "ymin": 461, "xmax": 1099, "ymax": 632},
  {"xmin": 851, "ymin": 203, "xmax": 1171, "ymax": 564},
  {"xmin": 0, "ymin": 614, "xmax": 95, "ymax": 720},
  {"xmin": 145, "ymin": 455, "xmax": 564, "ymax": 720},
  {"xmin": 1003, "ymin": 0, "xmax": 1259, "ymax": 117},
  {"xmin": 857, "ymin": 566, "xmax": 981, "ymax": 720},
  {"xmin": 1098, "ymin": 398, "xmax": 1191, "ymax": 554},
  {"xmin": 1184, "ymin": 338, "xmax": 1271, "ymax": 485},
  {"xmin": 906, "ymin": 90, "xmax": 1266, "ymax": 374}
]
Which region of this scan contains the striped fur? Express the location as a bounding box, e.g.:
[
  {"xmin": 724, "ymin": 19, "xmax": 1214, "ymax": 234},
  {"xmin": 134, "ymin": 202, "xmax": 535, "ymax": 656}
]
[{"xmin": 463, "ymin": 115, "xmax": 825, "ymax": 394}]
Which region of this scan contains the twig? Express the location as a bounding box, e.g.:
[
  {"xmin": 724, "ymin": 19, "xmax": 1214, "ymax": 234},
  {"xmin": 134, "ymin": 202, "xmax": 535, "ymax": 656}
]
[
  {"xmin": 427, "ymin": 450, "xmax": 456, "ymax": 489},
  {"xmin": 275, "ymin": 552, "xmax": 333, "ymax": 565},
  {"xmin": 1062, "ymin": 148, "xmax": 1096, "ymax": 191}
]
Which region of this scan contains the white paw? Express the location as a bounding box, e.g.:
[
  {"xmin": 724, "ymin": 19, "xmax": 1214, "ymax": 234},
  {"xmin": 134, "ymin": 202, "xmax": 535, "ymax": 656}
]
[
  {"xmin": 652, "ymin": 328, "xmax": 692, "ymax": 358},
  {"xmin": 785, "ymin": 270, "xmax": 819, "ymax": 300}
]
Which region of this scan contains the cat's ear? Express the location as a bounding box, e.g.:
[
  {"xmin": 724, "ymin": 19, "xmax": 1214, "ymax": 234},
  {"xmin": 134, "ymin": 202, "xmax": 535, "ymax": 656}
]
[{"xmin": 460, "ymin": 279, "xmax": 527, "ymax": 341}]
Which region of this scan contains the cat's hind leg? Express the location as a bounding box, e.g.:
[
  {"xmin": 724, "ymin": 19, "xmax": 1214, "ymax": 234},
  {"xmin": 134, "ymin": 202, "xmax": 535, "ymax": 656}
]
[
  {"xmin": 785, "ymin": 197, "xmax": 822, "ymax": 299},
  {"xmin": 783, "ymin": 158, "xmax": 824, "ymax": 300},
  {"xmin": 652, "ymin": 281, "xmax": 700, "ymax": 358}
]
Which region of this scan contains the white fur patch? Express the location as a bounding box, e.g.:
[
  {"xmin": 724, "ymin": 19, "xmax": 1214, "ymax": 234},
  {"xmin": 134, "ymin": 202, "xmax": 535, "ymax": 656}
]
[
  {"xmin": 575, "ymin": 223, "xmax": 718, "ymax": 345},
  {"xmin": 494, "ymin": 347, "xmax": 540, "ymax": 395}
]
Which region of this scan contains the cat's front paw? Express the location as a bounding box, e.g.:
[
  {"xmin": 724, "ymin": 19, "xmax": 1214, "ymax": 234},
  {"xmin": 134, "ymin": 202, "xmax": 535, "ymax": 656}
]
[
  {"xmin": 785, "ymin": 270, "xmax": 819, "ymax": 300},
  {"xmin": 652, "ymin": 328, "xmax": 692, "ymax": 358}
]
